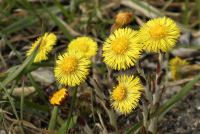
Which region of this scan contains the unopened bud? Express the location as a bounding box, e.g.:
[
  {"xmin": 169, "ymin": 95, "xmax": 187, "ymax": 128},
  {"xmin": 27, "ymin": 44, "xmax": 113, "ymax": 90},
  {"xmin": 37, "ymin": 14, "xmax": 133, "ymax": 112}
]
[{"xmin": 115, "ymin": 12, "xmax": 132, "ymax": 26}]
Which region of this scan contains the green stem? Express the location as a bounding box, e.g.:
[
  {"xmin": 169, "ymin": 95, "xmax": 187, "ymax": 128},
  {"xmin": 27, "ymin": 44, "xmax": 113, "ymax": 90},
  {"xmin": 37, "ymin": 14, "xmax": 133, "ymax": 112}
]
[
  {"xmin": 135, "ymin": 62, "xmax": 153, "ymax": 108},
  {"xmin": 65, "ymin": 85, "xmax": 78, "ymax": 133},
  {"xmin": 150, "ymin": 51, "xmax": 163, "ymax": 134},
  {"xmin": 165, "ymin": 51, "xmax": 169, "ymax": 83},
  {"xmin": 90, "ymin": 88, "xmax": 96, "ymax": 124},
  {"xmin": 139, "ymin": 105, "xmax": 148, "ymax": 133},
  {"xmin": 48, "ymin": 106, "xmax": 59, "ymax": 130}
]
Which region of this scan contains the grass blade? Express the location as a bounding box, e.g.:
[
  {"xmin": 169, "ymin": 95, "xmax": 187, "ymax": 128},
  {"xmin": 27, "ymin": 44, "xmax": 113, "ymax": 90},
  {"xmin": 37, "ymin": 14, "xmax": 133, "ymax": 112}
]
[
  {"xmin": 11, "ymin": 95, "xmax": 49, "ymax": 111},
  {"xmin": 0, "ymin": 32, "xmax": 23, "ymax": 62},
  {"xmin": 0, "ymin": 38, "xmax": 42, "ymax": 91},
  {"xmin": 28, "ymin": 73, "xmax": 49, "ymax": 109},
  {"xmin": 53, "ymin": 0, "xmax": 72, "ymax": 22},
  {"xmin": 41, "ymin": 2, "xmax": 73, "ymax": 41},
  {"xmin": 0, "ymin": 82, "xmax": 24, "ymax": 133},
  {"xmin": 0, "ymin": 16, "xmax": 38, "ymax": 34},
  {"xmin": 183, "ymin": 0, "xmax": 189, "ymax": 25},
  {"xmin": 57, "ymin": 111, "xmax": 80, "ymax": 134},
  {"xmin": 20, "ymin": 81, "xmax": 25, "ymax": 133}
]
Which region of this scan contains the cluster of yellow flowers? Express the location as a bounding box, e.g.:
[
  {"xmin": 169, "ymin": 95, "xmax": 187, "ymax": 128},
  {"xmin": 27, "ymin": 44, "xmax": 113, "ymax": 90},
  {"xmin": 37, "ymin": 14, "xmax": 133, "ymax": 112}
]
[
  {"xmin": 105, "ymin": 16, "xmax": 180, "ymax": 114},
  {"xmin": 27, "ymin": 15, "xmax": 180, "ymax": 114}
]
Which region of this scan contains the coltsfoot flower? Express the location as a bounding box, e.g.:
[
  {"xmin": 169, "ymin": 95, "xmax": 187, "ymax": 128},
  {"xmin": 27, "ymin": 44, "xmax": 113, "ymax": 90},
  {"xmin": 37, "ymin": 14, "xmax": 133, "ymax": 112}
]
[
  {"xmin": 67, "ymin": 37, "xmax": 98, "ymax": 58},
  {"xmin": 111, "ymin": 75, "xmax": 143, "ymax": 115},
  {"xmin": 49, "ymin": 88, "xmax": 68, "ymax": 106},
  {"xmin": 54, "ymin": 50, "xmax": 91, "ymax": 86},
  {"xmin": 102, "ymin": 28, "xmax": 142, "ymax": 70},
  {"xmin": 169, "ymin": 57, "xmax": 189, "ymax": 81},
  {"xmin": 26, "ymin": 33, "xmax": 57, "ymax": 62},
  {"xmin": 138, "ymin": 16, "xmax": 180, "ymax": 53},
  {"xmin": 115, "ymin": 12, "xmax": 132, "ymax": 26}
]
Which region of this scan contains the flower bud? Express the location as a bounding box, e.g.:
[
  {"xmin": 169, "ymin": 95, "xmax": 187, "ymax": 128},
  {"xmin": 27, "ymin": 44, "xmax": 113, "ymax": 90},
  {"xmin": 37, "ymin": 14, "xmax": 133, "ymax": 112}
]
[{"xmin": 115, "ymin": 12, "xmax": 132, "ymax": 26}]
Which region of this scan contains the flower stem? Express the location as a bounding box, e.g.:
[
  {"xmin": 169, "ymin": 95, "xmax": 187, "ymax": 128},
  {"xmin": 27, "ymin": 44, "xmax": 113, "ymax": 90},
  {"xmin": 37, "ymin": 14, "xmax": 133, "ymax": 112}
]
[
  {"xmin": 65, "ymin": 85, "xmax": 78, "ymax": 133},
  {"xmin": 88, "ymin": 78, "xmax": 118, "ymax": 133},
  {"xmin": 149, "ymin": 51, "xmax": 163, "ymax": 134},
  {"xmin": 135, "ymin": 62, "xmax": 153, "ymax": 108}
]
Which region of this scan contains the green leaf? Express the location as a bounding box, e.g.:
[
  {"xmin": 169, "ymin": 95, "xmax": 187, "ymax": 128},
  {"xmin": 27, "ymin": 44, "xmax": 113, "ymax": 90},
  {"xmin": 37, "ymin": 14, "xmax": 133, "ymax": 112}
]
[
  {"xmin": 0, "ymin": 16, "xmax": 38, "ymax": 34},
  {"xmin": 57, "ymin": 111, "xmax": 80, "ymax": 134},
  {"xmin": 11, "ymin": 95, "xmax": 49, "ymax": 111}
]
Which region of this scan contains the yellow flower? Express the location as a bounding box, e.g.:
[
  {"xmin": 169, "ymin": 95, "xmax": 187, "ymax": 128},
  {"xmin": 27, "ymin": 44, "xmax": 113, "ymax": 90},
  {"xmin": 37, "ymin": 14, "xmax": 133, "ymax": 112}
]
[
  {"xmin": 102, "ymin": 28, "xmax": 142, "ymax": 70},
  {"xmin": 67, "ymin": 37, "xmax": 98, "ymax": 58},
  {"xmin": 111, "ymin": 75, "xmax": 143, "ymax": 115},
  {"xmin": 54, "ymin": 50, "xmax": 91, "ymax": 86},
  {"xmin": 26, "ymin": 33, "xmax": 57, "ymax": 62},
  {"xmin": 138, "ymin": 16, "xmax": 180, "ymax": 53},
  {"xmin": 169, "ymin": 57, "xmax": 189, "ymax": 81},
  {"xmin": 49, "ymin": 88, "xmax": 68, "ymax": 106}
]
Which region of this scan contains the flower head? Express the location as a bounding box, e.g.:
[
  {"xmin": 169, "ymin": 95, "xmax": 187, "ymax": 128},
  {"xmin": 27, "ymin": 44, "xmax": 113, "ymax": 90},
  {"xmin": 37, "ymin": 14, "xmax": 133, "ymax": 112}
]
[
  {"xmin": 67, "ymin": 37, "xmax": 98, "ymax": 58},
  {"xmin": 102, "ymin": 28, "xmax": 142, "ymax": 70},
  {"xmin": 138, "ymin": 16, "xmax": 180, "ymax": 53},
  {"xmin": 111, "ymin": 75, "xmax": 143, "ymax": 115},
  {"xmin": 49, "ymin": 88, "xmax": 68, "ymax": 106},
  {"xmin": 54, "ymin": 50, "xmax": 91, "ymax": 86},
  {"xmin": 115, "ymin": 12, "xmax": 132, "ymax": 26},
  {"xmin": 169, "ymin": 57, "xmax": 189, "ymax": 81},
  {"xmin": 26, "ymin": 33, "xmax": 57, "ymax": 62}
]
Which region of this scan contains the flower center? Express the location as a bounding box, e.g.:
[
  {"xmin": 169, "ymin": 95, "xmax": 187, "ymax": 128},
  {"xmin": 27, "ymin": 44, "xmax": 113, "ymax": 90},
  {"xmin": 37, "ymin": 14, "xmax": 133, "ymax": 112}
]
[
  {"xmin": 111, "ymin": 36, "xmax": 128, "ymax": 54},
  {"xmin": 78, "ymin": 44, "xmax": 88, "ymax": 52},
  {"xmin": 112, "ymin": 85, "xmax": 126, "ymax": 101},
  {"xmin": 40, "ymin": 40, "xmax": 46, "ymax": 47},
  {"xmin": 60, "ymin": 57, "xmax": 77, "ymax": 73},
  {"xmin": 149, "ymin": 25, "xmax": 166, "ymax": 38}
]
